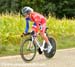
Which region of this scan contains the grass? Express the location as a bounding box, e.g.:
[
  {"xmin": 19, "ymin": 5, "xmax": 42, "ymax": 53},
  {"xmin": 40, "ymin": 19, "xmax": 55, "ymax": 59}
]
[
  {"xmin": 0, "ymin": 13, "xmax": 75, "ymax": 56},
  {"xmin": 57, "ymin": 35, "xmax": 75, "ymax": 49}
]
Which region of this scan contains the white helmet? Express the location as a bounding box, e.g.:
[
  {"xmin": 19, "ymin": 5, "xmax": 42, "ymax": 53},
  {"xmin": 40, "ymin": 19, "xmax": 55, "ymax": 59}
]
[{"xmin": 21, "ymin": 6, "xmax": 33, "ymax": 15}]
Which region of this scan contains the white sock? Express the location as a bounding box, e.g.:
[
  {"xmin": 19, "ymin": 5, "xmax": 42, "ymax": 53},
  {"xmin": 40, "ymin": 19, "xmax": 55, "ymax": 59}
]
[{"xmin": 48, "ymin": 41, "xmax": 52, "ymax": 48}]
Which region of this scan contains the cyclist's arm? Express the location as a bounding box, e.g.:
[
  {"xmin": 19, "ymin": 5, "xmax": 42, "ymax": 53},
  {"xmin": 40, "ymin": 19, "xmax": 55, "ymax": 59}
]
[{"xmin": 25, "ymin": 18, "xmax": 30, "ymax": 33}]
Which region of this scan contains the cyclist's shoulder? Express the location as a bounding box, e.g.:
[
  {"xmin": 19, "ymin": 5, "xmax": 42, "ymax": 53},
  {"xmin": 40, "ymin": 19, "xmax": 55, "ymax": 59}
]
[
  {"xmin": 31, "ymin": 12, "xmax": 40, "ymax": 16},
  {"xmin": 31, "ymin": 12, "xmax": 44, "ymax": 18}
]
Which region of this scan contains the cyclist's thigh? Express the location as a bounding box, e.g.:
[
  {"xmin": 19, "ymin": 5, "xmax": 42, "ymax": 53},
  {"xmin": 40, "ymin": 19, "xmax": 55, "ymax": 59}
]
[{"xmin": 40, "ymin": 23, "xmax": 46, "ymax": 33}]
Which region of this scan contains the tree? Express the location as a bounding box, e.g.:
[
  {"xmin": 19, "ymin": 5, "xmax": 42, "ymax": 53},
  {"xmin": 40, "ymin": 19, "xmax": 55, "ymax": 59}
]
[
  {"xmin": 0, "ymin": 0, "xmax": 75, "ymax": 18},
  {"xmin": 0, "ymin": 0, "xmax": 19, "ymax": 13}
]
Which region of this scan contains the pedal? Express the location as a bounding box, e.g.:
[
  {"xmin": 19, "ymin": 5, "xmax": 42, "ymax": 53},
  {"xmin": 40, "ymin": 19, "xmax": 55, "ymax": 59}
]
[{"xmin": 38, "ymin": 48, "xmax": 42, "ymax": 54}]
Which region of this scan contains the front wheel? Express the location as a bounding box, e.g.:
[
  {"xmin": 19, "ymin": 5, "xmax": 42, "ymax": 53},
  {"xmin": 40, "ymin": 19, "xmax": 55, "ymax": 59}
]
[
  {"xmin": 44, "ymin": 37, "xmax": 56, "ymax": 58},
  {"xmin": 20, "ymin": 38, "xmax": 36, "ymax": 62}
]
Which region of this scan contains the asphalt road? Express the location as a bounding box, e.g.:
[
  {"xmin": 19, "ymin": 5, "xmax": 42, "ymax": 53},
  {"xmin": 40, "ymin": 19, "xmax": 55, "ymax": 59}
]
[{"xmin": 0, "ymin": 48, "xmax": 75, "ymax": 67}]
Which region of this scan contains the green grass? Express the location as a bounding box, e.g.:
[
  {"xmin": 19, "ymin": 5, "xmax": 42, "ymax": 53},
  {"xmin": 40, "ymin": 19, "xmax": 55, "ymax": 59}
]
[
  {"xmin": 0, "ymin": 14, "xmax": 75, "ymax": 56},
  {"xmin": 57, "ymin": 35, "xmax": 75, "ymax": 49}
]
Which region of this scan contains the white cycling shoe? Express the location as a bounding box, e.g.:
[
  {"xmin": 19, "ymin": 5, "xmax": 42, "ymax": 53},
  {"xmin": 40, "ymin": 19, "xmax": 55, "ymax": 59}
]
[{"xmin": 47, "ymin": 43, "xmax": 53, "ymax": 53}]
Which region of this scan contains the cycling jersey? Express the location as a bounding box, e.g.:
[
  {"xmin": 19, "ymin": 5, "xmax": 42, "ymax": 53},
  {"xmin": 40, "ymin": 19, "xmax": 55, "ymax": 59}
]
[
  {"xmin": 30, "ymin": 12, "xmax": 46, "ymax": 24},
  {"xmin": 25, "ymin": 12, "xmax": 46, "ymax": 33}
]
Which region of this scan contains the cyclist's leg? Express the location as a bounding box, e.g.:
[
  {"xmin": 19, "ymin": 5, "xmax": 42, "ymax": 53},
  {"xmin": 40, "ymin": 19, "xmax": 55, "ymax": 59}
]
[
  {"xmin": 40, "ymin": 23, "xmax": 52, "ymax": 53},
  {"xmin": 39, "ymin": 23, "xmax": 48, "ymax": 43},
  {"xmin": 32, "ymin": 23, "xmax": 43, "ymax": 54},
  {"xmin": 32, "ymin": 23, "xmax": 39, "ymax": 44},
  {"xmin": 32, "ymin": 23, "xmax": 38, "ymax": 37}
]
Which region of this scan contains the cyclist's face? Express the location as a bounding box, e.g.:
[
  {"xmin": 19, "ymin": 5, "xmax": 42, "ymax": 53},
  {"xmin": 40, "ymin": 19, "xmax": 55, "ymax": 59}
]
[
  {"xmin": 24, "ymin": 14, "xmax": 29, "ymax": 18},
  {"xmin": 24, "ymin": 12, "xmax": 31, "ymax": 18}
]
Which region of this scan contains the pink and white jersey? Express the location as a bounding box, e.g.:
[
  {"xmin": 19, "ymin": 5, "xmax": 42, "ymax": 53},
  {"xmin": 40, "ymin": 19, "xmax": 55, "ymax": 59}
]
[{"xmin": 30, "ymin": 12, "xmax": 46, "ymax": 25}]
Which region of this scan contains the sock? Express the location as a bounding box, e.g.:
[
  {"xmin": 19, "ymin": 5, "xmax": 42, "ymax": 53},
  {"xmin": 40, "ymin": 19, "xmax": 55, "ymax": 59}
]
[{"xmin": 48, "ymin": 41, "xmax": 52, "ymax": 48}]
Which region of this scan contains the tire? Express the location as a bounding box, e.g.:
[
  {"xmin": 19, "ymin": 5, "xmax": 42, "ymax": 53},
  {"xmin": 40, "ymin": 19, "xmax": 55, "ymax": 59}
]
[
  {"xmin": 20, "ymin": 38, "xmax": 36, "ymax": 62},
  {"xmin": 44, "ymin": 37, "xmax": 56, "ymax": 58}
]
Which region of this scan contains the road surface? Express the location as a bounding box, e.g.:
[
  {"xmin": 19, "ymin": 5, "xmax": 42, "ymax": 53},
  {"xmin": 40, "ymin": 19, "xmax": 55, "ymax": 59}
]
[{"xmin": 0, "ymin": 48, "xmax": 75, "ymax": 67}]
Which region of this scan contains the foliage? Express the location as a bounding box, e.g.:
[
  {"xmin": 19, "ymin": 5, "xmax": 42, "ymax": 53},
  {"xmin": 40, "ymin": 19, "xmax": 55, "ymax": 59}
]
[
  {"xmin": 0, "ymin": 0, "xmax": 19, "ymax": 13},
  {"xmin": 0, "ymin": 0, "xmax": 75, "ymax": 18}
]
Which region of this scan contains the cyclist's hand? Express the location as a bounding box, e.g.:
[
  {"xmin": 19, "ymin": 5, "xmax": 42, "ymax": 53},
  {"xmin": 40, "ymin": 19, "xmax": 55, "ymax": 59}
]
[{"xmin": 21, "ymin": 32, "xmax": 27, "ymax": 37}]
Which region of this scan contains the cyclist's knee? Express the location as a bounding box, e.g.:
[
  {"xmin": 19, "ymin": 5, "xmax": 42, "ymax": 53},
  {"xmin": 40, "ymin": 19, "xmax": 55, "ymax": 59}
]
[{"xmin": 40, "ymin": 32, "xmax": 44, "ymax": 38}]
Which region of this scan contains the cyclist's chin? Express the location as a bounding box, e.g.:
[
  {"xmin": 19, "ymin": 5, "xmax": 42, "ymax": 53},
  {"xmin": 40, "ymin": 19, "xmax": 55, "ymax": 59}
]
[{"xmin": 25, "ymin": 15, "xmax": 29, "ymax": 18}]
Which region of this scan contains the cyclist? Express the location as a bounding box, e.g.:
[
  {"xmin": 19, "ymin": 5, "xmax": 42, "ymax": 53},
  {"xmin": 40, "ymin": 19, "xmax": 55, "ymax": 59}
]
[{"xmin": 21, "ymin": 6, "xmax": 52, "ymax": 53}]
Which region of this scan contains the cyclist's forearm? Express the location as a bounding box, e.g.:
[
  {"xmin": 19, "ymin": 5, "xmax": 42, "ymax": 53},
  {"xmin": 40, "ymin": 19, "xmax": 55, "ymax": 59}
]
[
  {"xmin": 25, "ymin": 18, "xmax": 30, "ymax": 33},
  {"xmin": 25, "ymin": 24, "xmax": 29, "ymax": 33}
]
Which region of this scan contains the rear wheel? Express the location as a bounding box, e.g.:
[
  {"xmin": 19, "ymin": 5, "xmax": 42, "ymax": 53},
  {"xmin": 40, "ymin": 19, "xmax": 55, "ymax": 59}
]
[
  {"xmin": 44, "ymin": 37, "xmax": 56, "ymax": 58},
  {"xmin": 20, "ymin": 38, "xmax": 36, "ymax": 62}
]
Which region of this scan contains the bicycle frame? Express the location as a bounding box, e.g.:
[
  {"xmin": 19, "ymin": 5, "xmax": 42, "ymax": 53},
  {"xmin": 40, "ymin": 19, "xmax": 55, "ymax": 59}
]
[{"xmin": 31, "ymin": 33, "xmax": 47, "ymax": 52}]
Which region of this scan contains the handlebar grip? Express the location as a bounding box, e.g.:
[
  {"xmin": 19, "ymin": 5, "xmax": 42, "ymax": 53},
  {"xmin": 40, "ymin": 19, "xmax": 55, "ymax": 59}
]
[{"xmin": 21, "ymin": 31, "xmax": 35, "ymax": 37}]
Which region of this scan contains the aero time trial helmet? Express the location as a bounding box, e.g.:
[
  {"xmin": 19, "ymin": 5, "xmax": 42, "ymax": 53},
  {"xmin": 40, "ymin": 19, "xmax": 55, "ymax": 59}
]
[{"xmin": 21, "ymin": 6, "xmax": 33, "ymax": 16}]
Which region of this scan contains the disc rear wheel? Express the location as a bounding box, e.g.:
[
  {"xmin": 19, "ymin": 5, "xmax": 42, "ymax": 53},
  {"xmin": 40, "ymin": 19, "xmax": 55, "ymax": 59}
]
[{"xmin": 44, "ymin": 37, "xmax": 56, "ymax": 58}]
